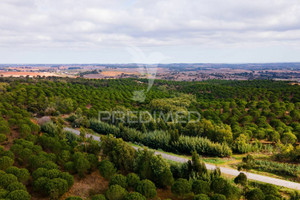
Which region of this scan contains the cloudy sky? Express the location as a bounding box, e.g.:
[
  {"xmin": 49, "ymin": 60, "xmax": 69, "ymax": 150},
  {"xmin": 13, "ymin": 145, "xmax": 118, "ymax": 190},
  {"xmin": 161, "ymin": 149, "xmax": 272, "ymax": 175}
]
[{"xmin": 1, "ymin": 0, "xmax": 300, "ymax": 63}]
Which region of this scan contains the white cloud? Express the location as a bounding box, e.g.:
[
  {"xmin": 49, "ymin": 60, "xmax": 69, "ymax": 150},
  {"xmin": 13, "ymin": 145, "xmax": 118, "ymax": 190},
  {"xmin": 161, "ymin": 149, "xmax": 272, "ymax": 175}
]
[{"xmin": 0, "ymin": 0, "xmax": 300, "ymax": 62}]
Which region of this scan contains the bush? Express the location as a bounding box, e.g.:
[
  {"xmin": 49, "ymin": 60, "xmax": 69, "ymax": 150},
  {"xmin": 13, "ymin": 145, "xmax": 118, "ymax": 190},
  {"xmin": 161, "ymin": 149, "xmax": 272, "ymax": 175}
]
[
  {"xmin": 45, "ymin": 169, "xmax": 61, "ymax": 179},
  {"xmin": 0, "ymin": 189, "xmax": 8, "ymax": 198},
  {"xmin": 0, "ymin": 134, "xmax": 7, "ymax": 143},
  {"xmin": 106, "ymin": 185, "xmax": 127, "ymax": 200},
  {"xmin": 192, "ymin": 180, "xmax": 210, "ymax": 195},
  {"xmin": 65, "ymin": 197, "xmax": 83, "ymax": 200},
  {"xmin": 211, "ymin": 194, "xmax": 226, "ymax": 200},
  {"xmin": 64, "ymin": 161, "xmax": 76, "ymax": 174},
  {"xmin": 99, "ymin": 160, "xmax": 117, "ymax": 179},
  {"xmin": 45, "ymin": 178, "xmax": 69, "ymax": 199},
  {"xmin": 91, "ymin": 194, "xmax": 106, "ymax": 200},
  {"xmin": 5, "ymin": 167, "xmax": 30, "ymax": 183},
  {"xmin": 109, "ymin": 174, "xmax": 127, "ymax": 188},
  {"xmin": 6, "ymin": 190, "xmax": 31, "ymax": 200},
  {"xmin": 33, "ymin": 177, "xmax": 50, "ymax": 194},
  {"xmin": 246, "ymin": 188, "xmax": 265, "ymax": 200},
  {"xmin": 126, "ymin": 173, "xmax": 140, "ymax": 189},
  {"xmin": 0, "ymin": 156, "xmax": 14, "ymax": 170},
  {"xmin": 260, "ymin": 184, "xmax": 280, "ymax": 197},
  {"xmin": 265, "ymin": 195, "xmax": 280, "ymax": 200},
  {"xmin": 136, "ymin": 179, "xmax": 157, "ymax": 199},
  {"xmin": 234, "ymin": 173, "xmax": 247, "ymax": 186},
  {"xmin": 193, "ymin": 194, "xmax": 210, "ymax": 200},
  {"xmin": 60, "ymin": 172, "xmax": 74, "ymax": 188},
  {"xmin": 123, "ymin": 192, "xmax": 146, "ymax": 200},
  {"xmin": 7, "ymin": 182, "xmax": 27, "ymax": 192},
  {"xmin": 32, "ymin": 168, "xmax": 48, "ymax": 180},
  {"xmin": 171, "ymin": 178, "xmax": 191, "ymax": 197},
  {"xmin": 75, "ymin": 157, "xmax": 90, "ymax": 178},
  {"xmin": 41, "ymin": 161, "xmax": 59, "ymax": 170},
  {"xmin": 0, "ymin": 174, "xmax": 18, "ymax": 188}
]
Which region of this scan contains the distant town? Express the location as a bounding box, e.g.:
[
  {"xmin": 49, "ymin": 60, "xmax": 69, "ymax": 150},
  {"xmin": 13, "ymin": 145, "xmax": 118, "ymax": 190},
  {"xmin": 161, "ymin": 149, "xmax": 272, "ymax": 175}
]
[{"xmin": 0, "ymin": 63, "xmax": 300, "ymax": 82}]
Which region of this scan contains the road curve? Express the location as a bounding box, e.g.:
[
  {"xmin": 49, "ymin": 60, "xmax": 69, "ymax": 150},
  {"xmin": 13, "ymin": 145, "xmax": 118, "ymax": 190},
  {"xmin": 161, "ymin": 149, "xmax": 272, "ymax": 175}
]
[{"xmin": 64, "ymin": 127, "xmax": 300, "ymax": 191}]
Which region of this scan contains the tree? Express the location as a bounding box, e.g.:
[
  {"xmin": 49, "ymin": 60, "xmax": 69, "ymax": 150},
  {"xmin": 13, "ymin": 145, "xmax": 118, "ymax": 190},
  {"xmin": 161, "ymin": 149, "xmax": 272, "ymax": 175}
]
[
  {"xmin": 106, "ymin": 185, "xmax": 127, "ymax": 200},
  {"xmin": 0, "ymin": 174, "xmax": 18, "ymax": 188},
  {"xmin": 211, "ymin": 194, "xmax": 226, "ymax": 200},
  {"xmin": 126, "ymin": 173, "xmax": 140, "ymax": 189},
  {"xmin": 101, "ymin": 135, "xmax": 135, "ymax": 172},
  {"xmin": 265, "ymin": 195, "xmax": 280, "ymax": 200},
  {"xmin": 192, "ymin": 180, "xmax": 210, "ymax": 195},
  {"xmin": 171, "ymin": 178, "xmax": 191, "ymax": 197},
  {"xmin": 99, "ymin": 160, "xmax": 117, "ymax": 179},
  {"xmin": 6, "ymin": 190, "xmax": 31, "ymax": 200},
  {"xmin": 281, "ymin": 132, "xmax": 297, "ymax": 145},
  {"xmin": 260, "ymin": 184, "xmax": 280, "ymax": 197},
  {"xmin": 109, "ymin": 174, "xmax": 127, "ymax": 188},
  {"xmin": 75, "ymin": 157, "xmax": 90, "ymax": 178},
  {"xmin": 234, "ymin": 173, "xmax": 247, "ymax": 186},
  {"xmin": 246, "ymin": 189, "xmax": 265, "ymax": 200},
  {"xmin": 0, "ymin": 134, "xmax": 7, "ymax": 143},
  {"xmin": 123, "ymin": 192, "xmax": 146, "ymax": 200},
  {"xmin": 193, "ymin": 194, "xmax": 210, "ymax": 200},
  {"xmin": 136, "ymin": 179, "xmax": 157, "ymax": 199},
  {"xmin": 7, "ymin": 182, "xmax": 27, "ymax": 192},
  {"xmin": 0, "ymin": 156, "xmax": 14, "ymax": 170},
  {"xmin": 19, "ymin": 124, "xmax": 31, "ymax": 138},
  {"xmin": 91, "ymin": 194, "xmax": 107, "ymax": 200},
  {"xmin": 45, "ymin": 178, "xmax": 69, "ymax": 199},
  {"xmin": 80, "ymin": 127, "xmax": 87, "ymax": 152},
  {"xmin": 65, "ymin": 197, "xmax": 83, "ymax": 200}
]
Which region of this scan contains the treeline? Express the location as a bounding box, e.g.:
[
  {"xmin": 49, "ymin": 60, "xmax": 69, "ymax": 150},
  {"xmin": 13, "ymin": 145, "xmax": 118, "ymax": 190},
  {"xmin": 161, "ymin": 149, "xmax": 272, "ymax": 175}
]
[{"xmin": 89, "ymin": 119, "xmax": 232, "ymax": 157}]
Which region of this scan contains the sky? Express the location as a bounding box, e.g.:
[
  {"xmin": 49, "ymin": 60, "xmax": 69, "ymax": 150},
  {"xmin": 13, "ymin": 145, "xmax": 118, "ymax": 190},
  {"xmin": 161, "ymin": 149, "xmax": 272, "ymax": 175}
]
[{"xmin": 1, "ymin": 0, "xmax": 300, "ymax": 64}]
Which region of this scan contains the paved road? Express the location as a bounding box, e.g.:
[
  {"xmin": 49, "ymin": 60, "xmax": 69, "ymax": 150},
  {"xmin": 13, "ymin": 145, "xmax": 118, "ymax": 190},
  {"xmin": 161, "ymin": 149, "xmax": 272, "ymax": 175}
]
[{"xmin": 64, "ymin": 127, "xmax": 300, "ymax": 190}]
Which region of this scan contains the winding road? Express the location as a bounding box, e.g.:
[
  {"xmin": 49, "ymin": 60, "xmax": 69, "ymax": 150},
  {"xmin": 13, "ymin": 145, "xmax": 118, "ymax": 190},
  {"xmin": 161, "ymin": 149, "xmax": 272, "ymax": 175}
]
[{"xmin": 64, "ymin": 127, "xmax": 300, "ymax": 191}]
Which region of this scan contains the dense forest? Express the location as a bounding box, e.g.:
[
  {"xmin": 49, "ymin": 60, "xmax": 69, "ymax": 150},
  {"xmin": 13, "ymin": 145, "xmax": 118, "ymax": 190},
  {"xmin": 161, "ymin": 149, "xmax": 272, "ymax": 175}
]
[{"xmin": 0, "ymin": 77, "xmax": 299, "ymax": 200}]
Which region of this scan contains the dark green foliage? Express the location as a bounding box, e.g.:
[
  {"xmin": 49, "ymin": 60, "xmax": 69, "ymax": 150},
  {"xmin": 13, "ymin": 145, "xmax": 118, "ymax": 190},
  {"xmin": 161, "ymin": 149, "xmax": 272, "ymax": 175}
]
[
  {"xmin": 192, "ymin": 180, "xmax": 210, "ymax": 195},
  {"xmin": 211, "ymin": 194, "xmax": 226, "ymax": 200},
  {"xmin": 246, "ymin": 188, "xmax": 265, "ymax": 200},
  {"xmin": 193, "ymin": 194, "xmax": 210, "ymax": 200},
  {"xmin": 0, "ymin": 174, "xmax": 18, "ymax": 188},
  {"xmin": 65, "ymin": 197, "xmax": 83, "ymax": 200},
  {"xmin": 5, "ymin": 167, "xmax": 30, "ymax": 183},
  {"xmin": 91, "ymin": 194, "xmax": 106, "ymax": 200},
  {"xmin": 109, "ymin": 174, "xmax": 127, "ymax": 188},
  {"xmin": 126, "ymin": 173, "xmax": 140, "ymax": 189},
  {"xmin": 0, "ymin": 156, "xmax": 14, "ymax": 170},
  {"xmin": 134, "ymin": 149, "xmax": 174, "ymax": 187},
  {"xmin": 0, "ymin": 189, "xmax": 8, "ymax": 198},
  {"xmin": 265, "ymin": 195, "xmax": 280, "ymax": 200},
  {"xmin": 99, "ymin": 160, "xmax": 117, "ymax": 179},
  {"xmin": 260, "ymin": 184, "xmax": 280, "ymax": 197},
  {"xmin": 45, "ymin": 178, "xmax": 69, "ymax": 199},
  {"xmin": 234, "ymin": 173, "xmax": 247, "ymax": 186},
  {"xmin": 106, "ymin": 185, "xmax": 127, "ymax": 200},
  {"xmin": 123, "ymin": 192, "xmax": 146, "ymax": 200},
  {"xmin": 7, "ymin": 182, "xmax": 27, "ymax": 192},
  {"xmin": 6, "ymin": 190, "xmax": 31, "ymax": 200},
  {"xmin": 171, "ymin": 178, "xmax": 191, "ymax": 197},
  {"xmin": 136, "ymin": 179, "xmax": 157, "ymax": 199}
]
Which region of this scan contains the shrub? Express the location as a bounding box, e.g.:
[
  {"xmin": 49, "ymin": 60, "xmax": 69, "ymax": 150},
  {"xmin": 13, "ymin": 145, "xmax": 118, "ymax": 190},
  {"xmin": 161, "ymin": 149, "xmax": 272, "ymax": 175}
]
[
  {"xmin": 123, "ymin": 192, "xmax": 146, "ymax": 200},
  {"xmin": 7, "ymin": 182, "xmax": 27, "ymax": 192},
  {"xmin": 0, "ymin": 156, "xmax": 14, "ymax": 170},
  {"xmin": 211, "ymin": 194, "xmax": 226, "ymax": 200},
  {"xmin": 126, "ymin": 173, "xmax": 140, "ymax": 189},
  {"xmin": 65, "ymin": 197, "xmax": 83, "ymax": 200},
  {"xmin": 45, "ymin": 169, "xmax": 61, "ymax": 179},
  {"xmin": 192, "ymin": 180, "xmax": 210, "ymax": 195},
  {"xmin": 106, "ymin": 185, "xmax": 127, "ymax": 200},
  {"xmin": 64, "ymin": 161, "xmax": 76, "ymax": 174},
  {"xmin": 234, "ymin": 173, "xmax": 247, "ymax": 186},
  {"xmin": 99, "ymin": 160, "xmax": 117, "ymax": 179},
  {"xmin": 0, "ymin": 174, "xmax": 18, "ymax": 188},
  {"xmin": 32, "ymin": 168, "xmax": 48, "ymax": 180},
  {"xmin": 109, "ymin": 174, "xmax": 127, "ymax": 188},
  {"xmin": 0, "ymin": 134, "xmax": 7, "ymax": 143},
  {"xmin": 246, "ymin": 188, "xmax": 265, "ymax": 200},
  {"xmin": 45, "ymin": 178, "xmax": 69, "ymax": 199},
  {"xmin": 5, "ymin": 167, "xmax": 30, "ymax": 183},
  {"xmin": 6, "ymin": 190, "xmax": 31, "ymax": 200},
  {"xmin": 33, "ymin": 177, "xmax": 50, "ymax": 194},
  {"xmin": 193, "ymin": 194, "xmax": 210, "ymax": 200},
  {"xmin": 0, "ymin": 189, "xmax": 8, "ymax": 198},
  {"xmin": 60, "ymin": 172, "xmax": 74, "ymax": 188},
  {"xmin": 260, "ymin": 184, "xmax": 280, "ymax": 197},
  {"xmin": 91, "ymin": 194, "xmax": 106, "ymax": 200},
  {"xmin": 171, "ymin": 178, "xmax": 191, "ymax": 197},
  {"xmin": 265, "ymin": 195, "xmax": 280, "ymax": 200},
  {"xmin": 136, "ymin": 179, "xmax": 157, "ymax": 199},
  {"xmin": 41, "ymin": 161, "xmax": 59, "ymax": 170}
]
